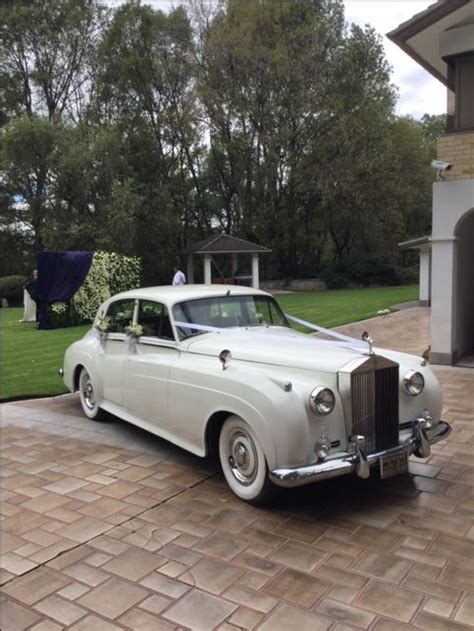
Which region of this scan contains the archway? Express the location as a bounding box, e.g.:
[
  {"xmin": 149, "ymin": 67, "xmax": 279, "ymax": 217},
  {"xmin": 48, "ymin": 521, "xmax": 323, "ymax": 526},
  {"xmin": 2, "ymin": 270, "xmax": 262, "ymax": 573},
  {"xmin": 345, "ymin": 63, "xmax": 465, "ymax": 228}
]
[{"xmin": 454, "ymin": 208, "xmax": 474, "ymax": 363}]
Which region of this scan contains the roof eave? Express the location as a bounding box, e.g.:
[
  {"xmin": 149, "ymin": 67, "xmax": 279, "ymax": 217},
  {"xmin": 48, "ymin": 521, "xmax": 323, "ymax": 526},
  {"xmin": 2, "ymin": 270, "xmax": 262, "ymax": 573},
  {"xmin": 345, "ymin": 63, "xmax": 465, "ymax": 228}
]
[
  {"xmin": 386, "ymin": 34, "xmax": 449, "ymax": 86},
  {"xmin": 387, "ymin": 0, "xmax": 471, "ymax": 85},
  {"xmin": 387, "ymin": 0, "xmax": 470, "ymax": 41},
  {"xmin": 399, "ymin": 235, "xmax": 432, "ymax": 250}
]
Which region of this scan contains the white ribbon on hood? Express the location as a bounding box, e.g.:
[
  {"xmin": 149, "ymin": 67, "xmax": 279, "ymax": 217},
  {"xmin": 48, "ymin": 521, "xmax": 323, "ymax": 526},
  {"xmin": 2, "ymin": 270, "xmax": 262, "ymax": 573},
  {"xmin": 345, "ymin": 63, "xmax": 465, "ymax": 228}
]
[{"xmin": 173, "ymin": 315, "xmax": 369, "ymax": 352}]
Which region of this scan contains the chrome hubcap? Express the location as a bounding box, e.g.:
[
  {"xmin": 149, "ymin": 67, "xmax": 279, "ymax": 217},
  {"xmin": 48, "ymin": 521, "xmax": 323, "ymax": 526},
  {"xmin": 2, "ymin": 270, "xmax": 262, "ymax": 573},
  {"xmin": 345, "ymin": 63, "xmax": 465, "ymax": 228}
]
[
  {"xmin": 82, "ymin": 374, "xmax": 95, "ymax": 410},
  {"xmin": 235, "ymin": 443, "xmax": 247, "ymax": 467},
  {"xmin": 227, "ymin": 430, "xmax": 258, "ymax": 486}
]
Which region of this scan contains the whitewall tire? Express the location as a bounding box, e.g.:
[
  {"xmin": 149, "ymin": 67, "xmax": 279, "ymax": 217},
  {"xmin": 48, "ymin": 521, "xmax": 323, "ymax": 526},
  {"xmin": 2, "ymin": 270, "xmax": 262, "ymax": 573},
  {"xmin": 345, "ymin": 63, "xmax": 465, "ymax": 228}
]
[
  {"xmin": 219, "ymin": 415, "xmax": 275, "ymax": 503},
  {"xmin": 79, "ymin": 367, "xmax": 105, "ymax": 421}
]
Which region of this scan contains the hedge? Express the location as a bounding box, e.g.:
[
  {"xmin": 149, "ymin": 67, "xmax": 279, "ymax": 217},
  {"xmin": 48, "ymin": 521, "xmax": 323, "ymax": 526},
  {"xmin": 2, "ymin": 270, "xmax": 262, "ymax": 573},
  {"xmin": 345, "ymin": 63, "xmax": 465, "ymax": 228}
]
[
  {"xmin": 321, "ymin": 257, "xmax": 404, "ymax": 289},
  {"xmin": 49, "ymin": 251, "xmax": 141, "ymax": 327},
  {"xmin": 0, "ymin": 275, "xmax": 27, "ymax": 305}
]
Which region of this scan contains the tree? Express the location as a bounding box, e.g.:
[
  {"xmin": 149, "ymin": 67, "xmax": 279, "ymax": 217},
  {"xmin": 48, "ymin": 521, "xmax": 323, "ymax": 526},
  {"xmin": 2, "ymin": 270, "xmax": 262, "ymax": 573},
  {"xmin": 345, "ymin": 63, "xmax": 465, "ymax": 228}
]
[
  {"xmin": 196, "ymin": 0, "xmax": 399, "ymax": 275},
  {"xmin": 92, "ymin": 1, "xmax": 203, "ymax": 281},
  {"xmin": 417, "ymin": 113, "xmax": 447, "ymax": 145},
  {"xmin": 2, "ymin": 115, "xmax": 62, "ymax": 250},
  {"xmin": 0, "ymin": 0, "xmax": 441, "ymax": 283},
  {"xmin": 0, "ymin": 0, "xmax": 106, "ymax": 122}
]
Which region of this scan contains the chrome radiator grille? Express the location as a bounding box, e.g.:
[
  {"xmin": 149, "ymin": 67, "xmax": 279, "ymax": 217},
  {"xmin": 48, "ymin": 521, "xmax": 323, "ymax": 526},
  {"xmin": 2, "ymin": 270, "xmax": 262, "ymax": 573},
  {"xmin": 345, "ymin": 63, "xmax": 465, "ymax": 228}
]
[{"xmin": 351, "ymin": 364, "xmax": 399, "ymax": 453}]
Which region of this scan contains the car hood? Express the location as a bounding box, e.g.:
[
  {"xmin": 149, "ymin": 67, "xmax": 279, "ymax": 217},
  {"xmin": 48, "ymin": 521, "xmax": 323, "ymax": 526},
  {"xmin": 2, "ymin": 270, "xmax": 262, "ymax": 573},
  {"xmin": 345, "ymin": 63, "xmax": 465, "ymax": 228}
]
[{"xmin": 183, "ymin": 326, "xmax": 374, "ymax": 373}]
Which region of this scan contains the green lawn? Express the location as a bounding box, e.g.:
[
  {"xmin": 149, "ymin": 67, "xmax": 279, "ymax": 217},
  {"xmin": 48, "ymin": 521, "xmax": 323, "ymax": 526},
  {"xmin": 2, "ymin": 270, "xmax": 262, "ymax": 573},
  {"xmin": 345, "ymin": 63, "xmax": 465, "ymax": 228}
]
[
  {"xmin": 1, "ymin": 284, "xmax": 417, "ymax": 401},
  {"xmin": 1, "ymin": 309, "xmax": 90, "ymax": 401},
  {"xmin": 275, "ymin": 284, "xmax": 418, "ymax": 329}
]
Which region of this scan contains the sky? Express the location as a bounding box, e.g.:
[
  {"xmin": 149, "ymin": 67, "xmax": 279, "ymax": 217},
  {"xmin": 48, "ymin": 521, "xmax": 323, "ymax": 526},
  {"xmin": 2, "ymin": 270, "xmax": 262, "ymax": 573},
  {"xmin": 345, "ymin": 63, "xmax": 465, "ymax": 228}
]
[
  {"xmin": 105, "ymin": 0, "xmax": 447, "ymax": 119},
  {"xmin": 343, "ymin": 1, "xmax": 445, "ymax": 118}
]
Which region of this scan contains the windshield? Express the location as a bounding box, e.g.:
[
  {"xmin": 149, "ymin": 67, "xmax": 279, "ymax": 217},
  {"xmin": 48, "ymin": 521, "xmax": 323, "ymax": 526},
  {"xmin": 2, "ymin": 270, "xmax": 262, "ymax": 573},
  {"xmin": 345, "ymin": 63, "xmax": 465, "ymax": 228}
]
[{"xmin": 173, "ymin": 294, "xmax": 288, "ymax": 339}]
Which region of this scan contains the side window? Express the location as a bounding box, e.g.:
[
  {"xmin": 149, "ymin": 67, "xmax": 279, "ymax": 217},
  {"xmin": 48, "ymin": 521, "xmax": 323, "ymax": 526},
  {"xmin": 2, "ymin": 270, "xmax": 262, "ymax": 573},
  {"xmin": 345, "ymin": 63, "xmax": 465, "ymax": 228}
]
[
  {"xmin": 106, "ymin": 299, "xmax": 135, "ymax": 334},
  {"xmin": 138, "ymin": 300, "xmax": 174, "ymax": 341},
  {"xmin": 252, "ymin": 298, "xmax": 286, "ymax": 326}
]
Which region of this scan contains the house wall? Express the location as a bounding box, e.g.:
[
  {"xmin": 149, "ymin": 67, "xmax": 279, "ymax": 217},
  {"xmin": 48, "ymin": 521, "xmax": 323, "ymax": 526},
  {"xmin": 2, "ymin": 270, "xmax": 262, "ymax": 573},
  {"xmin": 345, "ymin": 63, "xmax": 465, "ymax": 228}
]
[
  {"xmin": 430, "ymin": 179, "xmax": 474, "ymax": 364},
  {"xmin": 437, "ymin": 131, "xmax": 474, "ymax": 180},
  {"xmin": 419, "ymin": 249, "xmax": 431, "ymax": 306},
  {"xmin": 455, "ymin": 211, "xmax": 474, "ymax": 358}
]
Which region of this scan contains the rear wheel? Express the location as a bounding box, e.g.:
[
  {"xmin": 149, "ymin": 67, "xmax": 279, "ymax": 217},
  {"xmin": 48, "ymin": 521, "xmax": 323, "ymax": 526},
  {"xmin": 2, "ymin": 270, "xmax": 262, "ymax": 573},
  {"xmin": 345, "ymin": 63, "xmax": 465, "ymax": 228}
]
[
  {"xmin": 78, "ymin": 367, "xmax": 106, "ymax": 421},
  {"xmin": 219, "ymin": 415, "xmax": 276, "ymax": 503}
]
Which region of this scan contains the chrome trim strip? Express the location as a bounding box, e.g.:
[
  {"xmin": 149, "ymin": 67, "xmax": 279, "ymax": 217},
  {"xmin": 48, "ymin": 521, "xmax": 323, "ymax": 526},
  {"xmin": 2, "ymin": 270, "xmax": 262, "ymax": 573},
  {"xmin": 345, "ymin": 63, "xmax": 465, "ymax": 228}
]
[
  {"xmin": 270, "ymin": 420, "xmax": 451, "ymax": 488},
  {"xmin": 138, "ymin": 337, "xmax": 178, "ymax": 349}
]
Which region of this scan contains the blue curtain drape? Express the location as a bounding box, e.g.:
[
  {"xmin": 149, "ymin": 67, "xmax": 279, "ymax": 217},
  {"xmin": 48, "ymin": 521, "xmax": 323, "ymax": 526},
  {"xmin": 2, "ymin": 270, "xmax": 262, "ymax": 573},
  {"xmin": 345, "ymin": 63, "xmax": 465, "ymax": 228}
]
[{"xmin": 37, "ymin": 251, "xmax": 93, "ymax": 329}]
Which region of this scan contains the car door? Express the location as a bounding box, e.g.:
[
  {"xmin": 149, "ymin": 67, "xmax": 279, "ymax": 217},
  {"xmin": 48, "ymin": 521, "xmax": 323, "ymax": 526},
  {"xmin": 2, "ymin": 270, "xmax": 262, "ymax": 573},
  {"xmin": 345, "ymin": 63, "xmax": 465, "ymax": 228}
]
[
  {"xmin": 123, "ymin": 300, "xmax": 179, "ymax": 430},
  {"xmin": 100, "ymin": 298, "xmax": 137, "ymax": 406}
]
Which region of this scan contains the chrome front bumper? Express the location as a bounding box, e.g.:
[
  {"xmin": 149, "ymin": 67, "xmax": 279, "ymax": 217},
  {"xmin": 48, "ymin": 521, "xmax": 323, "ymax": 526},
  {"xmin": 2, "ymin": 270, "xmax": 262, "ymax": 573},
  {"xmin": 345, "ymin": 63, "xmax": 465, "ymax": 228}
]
[{"xmin": 270, "ymin": 419, "xmax": 451, "ymax": 488}]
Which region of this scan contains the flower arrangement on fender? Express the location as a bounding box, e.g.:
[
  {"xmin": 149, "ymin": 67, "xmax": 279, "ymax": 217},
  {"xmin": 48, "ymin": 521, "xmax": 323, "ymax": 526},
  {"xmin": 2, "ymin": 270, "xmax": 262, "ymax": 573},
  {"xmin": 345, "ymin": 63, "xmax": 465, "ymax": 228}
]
[
  {"xmin": 95, "ymin": 316, "xmax": 111, "ymax": 333},
  {"xmin": 125, "ymin": 322, "xmax": 143, "ymax": 338}
]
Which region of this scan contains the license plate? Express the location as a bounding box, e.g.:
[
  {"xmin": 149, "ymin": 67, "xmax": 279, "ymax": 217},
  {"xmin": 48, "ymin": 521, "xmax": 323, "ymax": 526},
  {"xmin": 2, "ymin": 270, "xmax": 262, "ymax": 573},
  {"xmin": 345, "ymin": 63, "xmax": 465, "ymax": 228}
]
[{"xmin": 380, "ymin": 452, "xmax": 409, "ymax": 479}]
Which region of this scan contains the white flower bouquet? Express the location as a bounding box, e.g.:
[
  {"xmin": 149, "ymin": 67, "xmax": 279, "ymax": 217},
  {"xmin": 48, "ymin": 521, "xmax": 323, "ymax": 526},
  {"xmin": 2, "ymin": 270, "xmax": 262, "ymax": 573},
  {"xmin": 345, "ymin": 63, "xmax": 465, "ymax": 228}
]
[
  {"xmin": 125, "ymin": 322, "xmax": 143, "ymax": 338},
  {"xmin": 95, "ymin": 316, "xmax": 111, "ymax": 333},
  {"xmin": 51, "ymin": 302, "xmax": 67, "ymax": 314}
]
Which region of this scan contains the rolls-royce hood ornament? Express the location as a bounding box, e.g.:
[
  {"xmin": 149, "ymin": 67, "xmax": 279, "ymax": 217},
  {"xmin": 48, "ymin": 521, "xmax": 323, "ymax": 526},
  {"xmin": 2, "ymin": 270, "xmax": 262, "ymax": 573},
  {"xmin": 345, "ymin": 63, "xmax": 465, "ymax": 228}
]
[{"xmin": 361, "ymin": 331, "xmax": 374, "ymax": 355}]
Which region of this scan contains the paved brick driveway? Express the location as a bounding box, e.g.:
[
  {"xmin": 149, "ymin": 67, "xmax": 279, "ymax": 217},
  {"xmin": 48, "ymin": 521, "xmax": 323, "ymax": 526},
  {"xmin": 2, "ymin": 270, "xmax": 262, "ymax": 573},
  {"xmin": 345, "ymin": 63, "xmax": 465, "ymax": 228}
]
[{"xmin": 2, "ymin": 308, "xmax": 473, "ymax": 630}]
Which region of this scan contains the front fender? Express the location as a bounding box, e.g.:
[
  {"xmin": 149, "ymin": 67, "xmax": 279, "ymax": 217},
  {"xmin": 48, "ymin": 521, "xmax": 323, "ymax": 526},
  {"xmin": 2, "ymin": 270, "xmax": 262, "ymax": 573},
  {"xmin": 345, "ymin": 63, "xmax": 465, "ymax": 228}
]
[
  {"xmin": 63, "ymin": 338, "xmax": 103, "ymax": 405},
  {"xmin": 199, "ymin": 364, "xmax": 313, "ymax": 470}
]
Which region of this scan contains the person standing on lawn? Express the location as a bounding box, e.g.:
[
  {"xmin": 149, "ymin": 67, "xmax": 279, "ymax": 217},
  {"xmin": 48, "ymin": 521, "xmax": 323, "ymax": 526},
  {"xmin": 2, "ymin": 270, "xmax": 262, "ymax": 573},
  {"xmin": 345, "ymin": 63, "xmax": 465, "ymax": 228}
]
[
  {"xmin": 172, "ymin": 263, "xmax": 186, "ymax": 286},
  {"xmin": 22, "ymin": 269, "xmax": 39, "ymax": 323}
]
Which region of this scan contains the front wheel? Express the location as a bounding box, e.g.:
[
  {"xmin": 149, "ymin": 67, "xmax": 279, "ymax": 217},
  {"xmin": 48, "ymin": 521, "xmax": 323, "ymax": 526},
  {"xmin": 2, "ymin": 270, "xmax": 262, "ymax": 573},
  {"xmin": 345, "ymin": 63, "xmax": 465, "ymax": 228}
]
[
  {"xmin": 218, "ymin": 415, "xmax": 276, "ymax": 504},
  {"xmin": 78, "ymin": 367, "xmax": 106, "ymax": 421}
]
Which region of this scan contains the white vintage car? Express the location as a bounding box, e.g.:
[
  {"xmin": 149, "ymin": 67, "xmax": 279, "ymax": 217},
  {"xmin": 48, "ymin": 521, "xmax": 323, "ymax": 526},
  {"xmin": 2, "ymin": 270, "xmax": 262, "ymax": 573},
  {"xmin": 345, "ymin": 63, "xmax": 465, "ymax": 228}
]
[{"xmin": 62, "ymin": 285, "xmax": 451, "ymax": 503}]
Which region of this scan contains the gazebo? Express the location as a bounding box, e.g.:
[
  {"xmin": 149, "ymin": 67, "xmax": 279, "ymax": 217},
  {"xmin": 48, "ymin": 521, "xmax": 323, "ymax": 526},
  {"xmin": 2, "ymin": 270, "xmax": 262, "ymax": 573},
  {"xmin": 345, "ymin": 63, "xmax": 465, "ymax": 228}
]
[{"xmin": 180, "ymin": 234, "xmax": 271, "ymax": 289}]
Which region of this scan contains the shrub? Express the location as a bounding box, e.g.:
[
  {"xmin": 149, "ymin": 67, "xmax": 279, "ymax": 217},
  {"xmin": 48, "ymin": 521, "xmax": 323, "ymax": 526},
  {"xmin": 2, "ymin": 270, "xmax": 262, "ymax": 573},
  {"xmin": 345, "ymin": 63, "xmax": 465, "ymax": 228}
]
[
  {"xmin": 321, "ymin": 257, "xmax": 403, "ymax": 288},
  {"xmin": 349, "ymin": 257, "xmax": 403, "ymax": 286},
  {"xmin": 0, "ymin": 275, "xmax": 27, "ymax": 306},
  {"xmin": 47, "ymin": 252, "xmax": 141, "ymax": 326},
  {"xmin": 320, "ymin": 270, "xmax": 349, "ymax": 289},
  {"xmin": 71, "ymin": 251, "xmax": 141, "ymax": 322},
  {"xmin": 401, "ymin": 265, "xmax": 419, "ymax": 285},
  {"xmin": 48, "ymin": 302, "xmax": 83, "ymax": 328}
]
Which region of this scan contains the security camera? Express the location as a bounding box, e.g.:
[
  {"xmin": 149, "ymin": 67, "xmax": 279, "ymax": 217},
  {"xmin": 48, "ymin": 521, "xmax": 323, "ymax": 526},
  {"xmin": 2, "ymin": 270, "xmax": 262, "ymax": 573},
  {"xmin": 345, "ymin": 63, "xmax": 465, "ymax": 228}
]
[
  {"xmin": 431, "ymin": 160, "xmax": 452, "ymax": 171},
  {"xmin": 431, "ymin": 160, "xmax": 452, "ymax": 180}
]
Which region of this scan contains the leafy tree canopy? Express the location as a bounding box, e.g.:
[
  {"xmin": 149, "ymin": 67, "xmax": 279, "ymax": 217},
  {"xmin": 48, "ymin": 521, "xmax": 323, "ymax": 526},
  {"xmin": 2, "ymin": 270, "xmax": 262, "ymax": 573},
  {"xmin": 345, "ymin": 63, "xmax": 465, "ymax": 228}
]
[{"xmin": 0, "ymin": 0, "xmax": 441, "ymax": 282}]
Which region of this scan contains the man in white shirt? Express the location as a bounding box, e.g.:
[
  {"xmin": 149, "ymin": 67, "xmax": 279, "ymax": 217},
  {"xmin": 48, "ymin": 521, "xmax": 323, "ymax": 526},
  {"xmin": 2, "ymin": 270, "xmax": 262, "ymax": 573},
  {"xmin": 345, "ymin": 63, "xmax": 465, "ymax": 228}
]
[{"xmin": 172, "ymin": 266, "xmax": 186, "ymax": 286}]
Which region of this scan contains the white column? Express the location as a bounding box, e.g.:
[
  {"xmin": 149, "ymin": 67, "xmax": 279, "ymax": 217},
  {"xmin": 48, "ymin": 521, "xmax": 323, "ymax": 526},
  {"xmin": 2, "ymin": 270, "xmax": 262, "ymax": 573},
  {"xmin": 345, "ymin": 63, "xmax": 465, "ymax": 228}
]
[
  {"xmin": 231, "ymin": 253, "xmax": 238, "ymax": 277},
  {"xmin": 251, "ymin": 254, "xmax": 259, "ymax": 289},
  {"xmin": 186, "ymin": 256, "xmax": 194, "ymax": 284},
  {"xmin": 430, "ymin": 237, "xmax": 456, "ymax": 364},
  {"xmin": 203, "ymin": 255, "xmax": 212, "ymax": 285},
  {"xmin": 419, "ymin": 249, "xmax": 431, "ymax": 306}
]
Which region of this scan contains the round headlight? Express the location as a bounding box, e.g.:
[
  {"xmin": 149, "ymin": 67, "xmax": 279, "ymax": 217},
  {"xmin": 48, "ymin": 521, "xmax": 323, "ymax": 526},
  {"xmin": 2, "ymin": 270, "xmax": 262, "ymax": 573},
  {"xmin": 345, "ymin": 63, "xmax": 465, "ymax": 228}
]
[
  {"xmin": 309, "ymin": 387, "xmax": 335, "ymax": 415},
  {"xmin": 403, "ymin": 370, "xmax": 425, "ymax": 396}
]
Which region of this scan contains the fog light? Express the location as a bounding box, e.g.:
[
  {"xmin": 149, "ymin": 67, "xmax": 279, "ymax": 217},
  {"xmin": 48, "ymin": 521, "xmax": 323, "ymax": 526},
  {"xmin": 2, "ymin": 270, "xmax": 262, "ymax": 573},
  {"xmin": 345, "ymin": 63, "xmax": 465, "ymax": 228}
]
[
  {"xmin": 420, "ymin": 409, "xmax": 433, "ymax": 429},
  {"xmin": 314, "ymin": 435, "xmax": 331, "ymax": 461}
]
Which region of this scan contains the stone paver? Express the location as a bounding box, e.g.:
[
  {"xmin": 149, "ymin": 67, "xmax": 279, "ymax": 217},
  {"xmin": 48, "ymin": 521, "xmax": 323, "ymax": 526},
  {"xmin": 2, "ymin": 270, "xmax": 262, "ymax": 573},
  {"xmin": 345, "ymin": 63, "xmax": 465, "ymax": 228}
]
[{"xmin": 2, "ymin": 306, "xmax": 473, "ymax": 630}]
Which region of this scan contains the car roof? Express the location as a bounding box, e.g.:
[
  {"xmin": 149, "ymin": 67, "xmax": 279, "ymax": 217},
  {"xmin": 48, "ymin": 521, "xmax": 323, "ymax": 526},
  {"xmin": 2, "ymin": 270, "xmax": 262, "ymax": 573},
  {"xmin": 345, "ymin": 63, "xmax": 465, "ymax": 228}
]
[{"xmin": 107, "ymin": 284, "xmax": 271, "ymax": 308}]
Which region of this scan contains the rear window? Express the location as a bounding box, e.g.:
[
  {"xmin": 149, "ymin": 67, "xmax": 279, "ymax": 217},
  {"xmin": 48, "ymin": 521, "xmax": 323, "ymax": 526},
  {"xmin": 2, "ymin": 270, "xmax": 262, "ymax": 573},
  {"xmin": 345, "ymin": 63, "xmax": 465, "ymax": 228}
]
[
  {"xmin": 137, "ymin": 300, "xmax": 174, "ymax": 340},
  {"xmin": 106, "ymin": 299, "xmax": 135, "ymax": 334}
]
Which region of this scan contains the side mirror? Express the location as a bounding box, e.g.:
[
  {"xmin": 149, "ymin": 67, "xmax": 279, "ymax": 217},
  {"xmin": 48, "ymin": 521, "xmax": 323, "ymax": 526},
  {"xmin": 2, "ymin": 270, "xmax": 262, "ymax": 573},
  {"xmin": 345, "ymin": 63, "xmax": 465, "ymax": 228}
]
[{"xmin": 219, "ymin": 349, "xmax": 232, "ymax": 371}]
